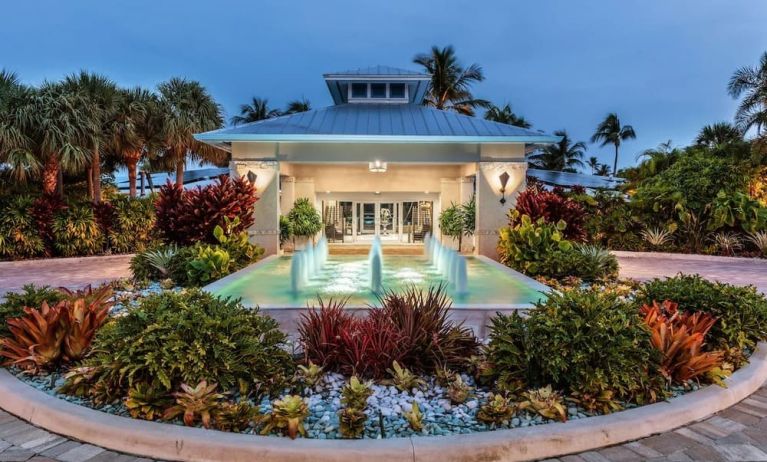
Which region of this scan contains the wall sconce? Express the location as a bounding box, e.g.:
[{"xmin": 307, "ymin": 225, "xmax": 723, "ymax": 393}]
[
  {"xmin": 246, "ymin": 170, "xmax": 258, "ymax": 185},
  {"xmin": 368, "ymin": 160, "xmax": 387, "ymax": 173},
  {"xmin": 498, "ymin": 171, "xmax": 510, "ymax": 204}
]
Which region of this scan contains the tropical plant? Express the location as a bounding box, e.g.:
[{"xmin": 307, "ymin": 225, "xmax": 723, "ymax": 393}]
[
  {"xmin": 340, "ymin": 376, "xmax": 373, "ymax": 409},
  {"xmin": 484, "ymin": 103, "xmax": 531, "ymax": 128},
  {"xmin": 486, "ymin": 311, "xmax": 528, "ymax": 392},
  {"xmin": 215, "ymin": 402, "xmax": 259, "ymax": 432},
  {"xmin": 76, "ymin": 290, "xmax": 292, "ymax": 397},
  {"xmin": 710, "ymin": 191, "xmax": 767, "ymax": 233},
  {"xmin": 709, "ymin": 232, "xmax": 743, "ymax": 256},
  {"xmin": 519, "ymin": 385, "xmax": 567, "ymax": 422},
  {"xmin": 0, "ymin": 284, "xmax": 64, "ymax": 337},
  {"xmin": 163, "ymin": 380, "xmax": 224, "ymax": 428},
  {"xmin": 338, "ymin": 375, "xmax": 371, "ymax": 439},
  {"xmin": 513, "ymin": 185, "xmax": 586, "ymax": 241},
  {"xmin": 524, "ymin": 288, "xmax": 662, "ymax": 401},
  {"xmin": 637, "ymin": 275, "xmax": 767, "ymax": 350},
  {"xmin": 107, "ymin": 196, "xmax": 155, "ymax": 253},
  {"xmin": 747, "ymin": 231, "xmax": 767, "ymax": 256},
  {"xmin": 58, "ymin": 286, "xmax": 112, "ymax": 361},
  {"xmin": 0, "ymin": 301, "xmax": 65, "ymax": 371},
  {"xmin": 287, "ymin": 198, "xmax": 322, "ymax": 243},
  {"xmin": 574, "ymin": 244, "xmax": 619, "ymax": 280},
  {"xmin": 695, "ymin": 122, "xmax": 743, "ymax": 148},
  {"xmin": 0, "ymin": 195, "xmax": 45, "ymax": 258},
  {"xmin": 567, "ymin": 388, "xmax": 622, "ymax": 415},
  {"xmin": 260, "ymin": 395, "xmax": 309, "ymax": 439},
  {"xmin": 387, "ymin": 361, "xmax": 426, "ymax": 392},
  {"xmin": 641, "ymin": 227, "xmax": 675, "ymax": 248},
  {"xmin": 143, "ymin": 245, "xmax": 178, "ymax": 278},
  {"xmin": 338, "ymin": 407, "xmax": 367, "ymax": 439},
  {"xmin": 230, "ymin": 97, "xmax": 281, "ymax": 126},
  {"xmin": 125, "ymin": 383, "xmax": 172, "ymax": 420},
  {"xmin": 586, "ymin": 156, "xmax": 601, "ymax": 174},
  {"xmin": 476, "ymin": 394, "xmax": 516, "ymax": 425},
  {"xmin": 157, "ymin": 78, "xmax": 224, "ymax": 185},
  {"xmin": 528, "ymin": 130, "xmax": 585, "ymax": 173},
  {"xmin": 728, "ymin": 51, "xmax": 767, "ymax": 138},
  {"xmin": 284, "ymin": 98, "xmax": 311, "ymax": 114},
  {"xmin": 640, "ymin": 301, "xmax": 724, "ymax": 385},
  {"xmin": 446, "ymin": 375, "xmax": 472, "ymax": 404},
  {"xmin": 590, "ymin": 113, "xmax": 636, "ymax": 176},
  {"xmin": 279, "ymin": 215, "xmax": 293, "ymax": 245},
  {"xmin": 296, "ymin": 362, "xmax": 325, "ymax": 389},
  {"xmin": 52, "ymin": 203, "xmax": 105, "ymax": 257},
  {"xmin": 185, "ymin": 245, "xmax": 231, "ymax": 286},
  {"xmin": 497, "ymin": 211, "xmax": 573, "ymax": 276},
  {"xmin": 404, "ymin": 401, "xmax": 424, "ymax": 432},
  {"xmin": 0, "ymin": 70, "xmax": 38, "ymax": 184},
  {"xmin": 413, "ymin": 45, "xmax": 489, "ymax": 115}
]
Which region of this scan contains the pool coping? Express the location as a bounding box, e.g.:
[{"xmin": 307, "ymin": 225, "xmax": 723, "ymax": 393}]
[
  {"xmin": 203, "ymin": 254, "xmax": 549, "ymax": 310},
  {"xmin": 0, "ymin": 342, "xmax": 764, "ymax": 462}
]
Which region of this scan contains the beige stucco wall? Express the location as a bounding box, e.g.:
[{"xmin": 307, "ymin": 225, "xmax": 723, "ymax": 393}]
[
  {"xmin": 475, "ymin": 162, "xmax": 526, "ymax": 259},
  {"xmin": 230, "ymin": 160, "xmax": 280, "ymax": 255}
]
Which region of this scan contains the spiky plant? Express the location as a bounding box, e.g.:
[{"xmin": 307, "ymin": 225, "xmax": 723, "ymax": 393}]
[
  {"xmin": 296, "ymin": 362, "xmax": 324, "ymax": 389},
  {"xmin": 143, "ymin": 245, "xmax": 178, "ymax": 278},
  {"xmin": 387, "ymin": 361, "xmax": 426, "ymax": 392},
  {"xmin": 163, "ymin": 380, "xmax": 224, "ymax": 428},
  {"xmin": 404, "ymin": 401, "xmax": 424, "ymax": 432},
  {"xmin": 341, "ymin": 376, "xmax": 373, "ymax": 409},
  {"xmin": 338, "ymin": 407, "xmax": 367, "ymax": 439},
  {"xmin": 567, "ymin": 388, "xmax": 622, "ymax": 415},
  {"xmin": 747, "ymin": 231, "xmax": 767, "ymax": 257},
  {"xmin": 519, "ymin": 385, "xmax": 568, "ymax": 422},
  {"xmin": 0, "ymin": 302, "xmax": 65, "ymax": 372},
  {"xmin": 126, "ymin": 383, "xmax": 172, "ymax": 420},
  {"xmin": 58, "ymin": 366, "xmax": 100, "ymax": 397},
  {"xmin": 476, "ymin": 393, "xmax": 516, "ymax": 425},
  {"xmin": 710, "ymin": 232, "xmax": 743, "ymax": 256},
  {"xmin": 434, "ymin": 366, "xmax": 456, "ymax": 387},
  {"xmin": 215, "ymin": 402, "xmax": 259, "ymax": 432},
  {"xmin": 641, "ymin": 227, "xmax": 674, "ymax": 248},
  {"xmin": 446, "ymin": 375, "xmax": 472, "ymax": 404},
  {"xmin": 260, "ymin": 395, "xmax": 309, "ymax": 439}
]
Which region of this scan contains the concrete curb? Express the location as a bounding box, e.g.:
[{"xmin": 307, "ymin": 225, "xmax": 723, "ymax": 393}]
[
  {"xmin": 612, "ymin": 250, "xmax": 767, "ymax": 264},
  {"xmin": 0, "ymin": 342, "xmax": 765, "ymax": 462}
]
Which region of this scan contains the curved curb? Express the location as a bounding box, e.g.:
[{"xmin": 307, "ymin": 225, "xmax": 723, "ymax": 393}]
[{"xmin": 0, "ymin": 343, "xmax": 763, "ymax": 462}]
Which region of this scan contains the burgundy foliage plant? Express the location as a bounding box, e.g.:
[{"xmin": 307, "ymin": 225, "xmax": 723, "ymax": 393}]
[{"xmin": 514, "ymin": 184, "xmax": 586, "ymax": 241}]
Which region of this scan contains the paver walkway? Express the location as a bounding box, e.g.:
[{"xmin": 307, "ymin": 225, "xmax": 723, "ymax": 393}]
[{"xmin": 0, "ymin": 255, "xmax": 133, "ymax": 295}]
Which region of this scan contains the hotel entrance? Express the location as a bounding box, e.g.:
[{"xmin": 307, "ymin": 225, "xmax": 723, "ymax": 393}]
[{"xmin": 322, "ymin": 198, "xmax": 433, "ymax": 244}]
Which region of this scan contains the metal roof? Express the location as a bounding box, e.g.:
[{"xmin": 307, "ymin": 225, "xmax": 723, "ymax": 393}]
[
  {"xmin": 323, "ymin": 66, "xmax": 430, "ymax": 78},
  {"xmin": 527, "ymin": 168, "xmax": 625, "ymax": 190},
  {"xmin": 196, "ymin": 104, "xmax": 560, "ymax": 144}
]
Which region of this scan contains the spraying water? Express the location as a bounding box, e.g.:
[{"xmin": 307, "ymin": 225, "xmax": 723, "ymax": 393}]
[
  {"xmin": 370, "ymin": 252, "xmax": 383, "ymax": 293},
  {"xmin": 290, "ymin": 250, "xmax": 305, "ymax": 293}
]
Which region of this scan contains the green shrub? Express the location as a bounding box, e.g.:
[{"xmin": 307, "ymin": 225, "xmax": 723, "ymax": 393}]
[
  {"xmin": 130, "ymin": 244, "xmax": 178, "ymax": 282},
  {"xmin": 185, "ymin": 245, "xmax": 231, "ymax": 286},
  {"xmin": 637, "ymin": 274, "xmax": 767, "ymax": 350},
  {"xmin": 497, "ymin": 212, "xmax": 572, "ymax": 276},
  {"xmin": 485, "ymin": 311, "xmax": 528, "ymax": 391},
  {"xmin": 108, "ymin": 196, "xmax": 155, "ymax": 253},
  {"xmin": 82, "ymin": 289, "xmax": 293, "ymax": 397},
  {"xmin": 0, "ymin": 195, "xmax": 45, "ymax": 259},
  {"xmin": 0, "ymin": 284, "xmax": 65, "ymax": 337},
  {"xmin": 522, "ymin": 288, "xmax": 661, "ymax": 400},
  {"xmin": 53, "ymin": 203, "xmax": 105, "ymax": 257},
  {"xmin": 279, "ymin": 215, "xmax": 293, "ymax": 245},
  {"xmin": 212, "ymin": 217, "xmax": 262, "ymax": 271},
  {"xmin": 287, "ymin": 198, "xmax": 322, "ymax": 241}
]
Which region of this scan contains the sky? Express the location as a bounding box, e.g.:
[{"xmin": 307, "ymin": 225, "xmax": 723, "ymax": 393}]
[{"xmin": 1, "ymin": 0, "xmax": 766, "ymax": 171}]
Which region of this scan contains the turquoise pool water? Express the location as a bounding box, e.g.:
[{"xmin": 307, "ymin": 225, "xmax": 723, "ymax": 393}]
[{"xmin": 207, "ymin": 255, "xmax": 548, "ymax": 309}]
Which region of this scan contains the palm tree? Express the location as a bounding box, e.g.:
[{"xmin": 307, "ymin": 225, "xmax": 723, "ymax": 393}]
[
  {"xmin": 528, "ymin": 130, "xmax": 585, "ymax": 172},
  {"xmin": 695, "ymin": 122, "xmax": 743, "ymax": 148},
  {"xmin": 14, "ymin": 82, "xmax": 93, "ymax": 196},
  {"xmin": 158, "ymin": 78, "xmax": 224, "ymax": 186},
  {"xmin": 230, "ymin": 97, "xmax": 281, "ymax": 125},
  {"xmin": 728, "ymin": 52, "xmax": 767, "ymax": 137},
  {"xmin": 484, "ymin": 103, "xmax": 531, "ymax": 128},
  {"xmin": 595, "ymin": 163, "xmax": 611, "ymax": 176},
  {"xmin": 591, "ymin": 113, "xmax": 636, "ymax": 177},
  {"xmin": 285, "ymin": 98, "xmax": 311, "ymax": 114},
  {"xmin": 413, "ymin": 45, "xmax": 490, "ymax": 116},
  {"xmin": 0, "ymin": 70, "xmax": 39, "ymax": 183},
  {"xmin": 61, "ymin": 71, "xmax": 119, "ymax": 203},
  {"xmin": 110, "ymin": 87, "xmax": 164, "ymax": 197},
  {"xmin": 586, "ymin": 156, "xmax": 600, "ymax": 174}
]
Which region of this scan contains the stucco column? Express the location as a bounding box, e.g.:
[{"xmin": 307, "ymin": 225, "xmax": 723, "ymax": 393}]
[
  {"xmin": 280, "ymin": 176, "xmax": 295, "ymax": 216},
  {"xmin": 230, "ymin": 160, "xmax": 280, "ymax": 256},
  {"xmin": 475, "ymin": 161, "xmax": 526, "ymax": 260}
]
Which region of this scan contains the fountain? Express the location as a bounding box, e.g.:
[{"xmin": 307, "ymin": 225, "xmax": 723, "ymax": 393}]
[
  {"xmin": 447, "ymin": 249, "xmax": 457, "ymax": 285},
  {"xmin": 305, "ymin": 243, "xmax": 316, "ymax": 275},
  {"xmin": 370, "ymin": 252, "xmax": 383, "ymax": 293},
  {"xmin": 455, "ymin": 254, "xmax": 468, "ymax": 295},
  {"xmin": 290, "ymin": 250, "xmax": 305, "ymax": 293},
  {"xmin": 424, "ymin": 232, "xmax": 432, "ymax": 261}
]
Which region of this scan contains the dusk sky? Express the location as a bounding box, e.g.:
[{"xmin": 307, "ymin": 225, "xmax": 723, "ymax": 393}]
[{"xmin": 2, "ymin": 0, "xmax": 766, "ymax": 170}]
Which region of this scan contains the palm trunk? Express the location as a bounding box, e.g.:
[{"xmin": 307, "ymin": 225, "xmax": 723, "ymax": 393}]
[
  {"xmin": 56, "ymin": 166, "xmax": 64, "ymax": 198},
  {"xmin": 125, "ymin": 150, "xmax": 142, "ymax": 198},
  {"xmin": 612, "ymin": 144, "xmax": 619, "ymax": 177},
  {"xmin": 92, "ymin": 146, "xmax": 101, "ymax": 203},
  {"xmin": 175, "ymin": 159, "xmax": 185, "ymax": 187},
  {"xmin": 86, "ymin": 166, "xmax": 94, "ymax": 199},
  {"xmin": 42, "ymin": 157, "xmax": 60, "ymax": 196}
]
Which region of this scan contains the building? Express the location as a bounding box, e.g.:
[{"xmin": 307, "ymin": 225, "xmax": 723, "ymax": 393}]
[{"xmin": 195, "ymin": 66, "xmax": 559, "ymax": 259}]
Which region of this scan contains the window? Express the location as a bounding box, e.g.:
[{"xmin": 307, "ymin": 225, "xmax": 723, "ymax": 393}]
[
  {"xmin": 351, "ymin": 83, "xmax": 367, "ymax": 98},
  {"xmin": 370, "ymin": 83, "xmax": 386, "ymax": 98},
  {"xmin": 389, "ymin": 83, "xmax": 406, "ymax": 99}
]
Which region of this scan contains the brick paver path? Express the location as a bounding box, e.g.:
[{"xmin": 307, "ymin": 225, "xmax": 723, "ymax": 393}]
[{"xmin": 0, "ymin": 255, "xmax": 133, "ymax": 295}]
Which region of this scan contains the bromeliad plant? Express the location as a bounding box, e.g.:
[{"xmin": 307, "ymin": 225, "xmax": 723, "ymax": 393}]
[
  {"xmin": 404, "ymin": 401, "xmax": 424, "ymax": 432},
  {"xmin": 215, "ymin": 402, "xmax": 260, "ymax": 432},
  {"xmin": 260, "ymin": 395, "xmax": 310, "ymax": 439},
  {"xmin": 387, "ymin": 361, "xmax": 426, "ymax": 392},
  {"xmin": 296, "ymin": 362, "xmax": 325, "ymax": 390},
  {"xmin": 126, "ymin": 383, "xmax": 173, "ymax": 421},
  {"xmin": 519, "ymin": 385, "xmax": 568, "ymax": 422},
  {"xmin": 163, "ymin": 380, "xmax": 225, "ymax": 428},
  {"xmin": 640, "ymin": 300, "xmax": 725, "ymax": 385},
  {"xmin": 338, "ymin": 376, "xmax": 372, "ymax": 439},
  {"xmin": 476, "ymin": 393, "xmax": 517, "ymax": 425}
]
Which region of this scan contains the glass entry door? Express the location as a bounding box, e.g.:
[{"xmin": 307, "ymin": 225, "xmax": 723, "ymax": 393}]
[{"xmin": 358, "ymin": 202, "xmax": 376, "ymax": 235}]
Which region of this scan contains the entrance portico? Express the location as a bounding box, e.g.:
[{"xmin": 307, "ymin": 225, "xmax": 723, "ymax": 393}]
[{"xmin": 196, "ymin": 66, "xmax": 558, "ymax": 260}]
